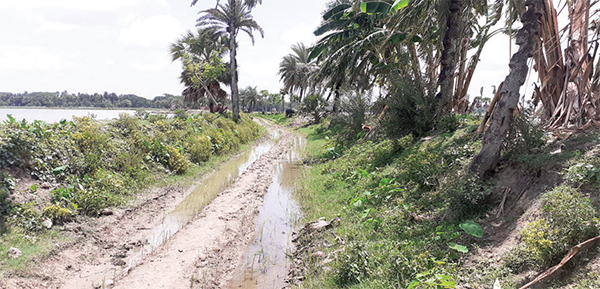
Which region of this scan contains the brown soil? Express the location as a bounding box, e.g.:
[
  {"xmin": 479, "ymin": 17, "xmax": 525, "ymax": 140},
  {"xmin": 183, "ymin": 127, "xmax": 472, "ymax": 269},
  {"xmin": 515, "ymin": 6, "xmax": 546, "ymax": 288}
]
[{"xmin": 0, "ymin": 122, "xmax": 297, "ymax": 289}]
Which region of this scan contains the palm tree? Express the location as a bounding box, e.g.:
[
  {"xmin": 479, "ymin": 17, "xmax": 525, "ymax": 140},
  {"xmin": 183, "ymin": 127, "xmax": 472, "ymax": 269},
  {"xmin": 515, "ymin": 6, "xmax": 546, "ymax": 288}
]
[
  {"xmin": 170, "ymin": 29, "xmax": 230, "ymax": 113},
  {"xmin": 389, "ymin": 0, "xmax": 494, "ymax": 113},
  {"xmin": 469, "ymin": 0, "xmax": 545, "ymax": 177},
  {"xmin": 278, "ymin": 43, "xmax": 316, "ymax": 103},
  {"xmin": 195, "ymin": 0, "xmax": 264, "ymax": 120},
  {"xmin": 311, "ymin": 1, "xmax": 399, "ymax": 112}
]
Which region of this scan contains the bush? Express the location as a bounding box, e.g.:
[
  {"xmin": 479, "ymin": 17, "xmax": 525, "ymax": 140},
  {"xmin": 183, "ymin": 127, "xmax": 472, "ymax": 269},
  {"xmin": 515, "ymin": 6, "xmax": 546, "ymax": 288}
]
[
  {"xmin": 508, "ymin": 186, "xmax": 600, "ymax": 270},
  {"xmin": 381, "ymin": 78, "xmax": 436, "ymax": 138},
  {"xmin": 300, "ymin": 95, "xmax": 327, "ymax": 124},
  {"xmin": 445, "ymin": 175, "xmax": 492, "ymax": 219},
  {"xmin": 173, "ymin": 109, "xmax": 188, "ymax": 120},
  {"xmin": 329, "ymin": 91, "xmax": 371, "ymax": 142},
  {"xmin": 336, "ymin": 244, "xmax": 372, "ymax": 285},
  {"xmin": 505, "ymin": 113, "xmax": 545, "ymax": 155},
  {"xmin": 186, "ymin": 135, "xmax": 212, "ymax": 163},
  {"xmin": 43, "ymin": 204, "xmax": 76, "ymax": 223},
  {"xmin": 73, "ymin": 189, "xmax": 118, "ymax": 216},
  {"xmin": 8, "ymin": 203, "xmax": 43, "ymax": 232},
  {"xmin": 165, "ymin": 145, "xmax": 189, "ymax": 174},
  {"xmin": 145, "ymin": 140, "xmax": 189, "ymax": 174}
]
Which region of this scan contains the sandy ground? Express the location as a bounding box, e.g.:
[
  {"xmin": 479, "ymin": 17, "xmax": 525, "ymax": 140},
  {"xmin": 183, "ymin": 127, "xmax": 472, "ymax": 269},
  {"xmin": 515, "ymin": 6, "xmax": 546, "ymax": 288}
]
[{"xmin": 1, "ymin": 122, "xmax": 296, "ymax": 289}]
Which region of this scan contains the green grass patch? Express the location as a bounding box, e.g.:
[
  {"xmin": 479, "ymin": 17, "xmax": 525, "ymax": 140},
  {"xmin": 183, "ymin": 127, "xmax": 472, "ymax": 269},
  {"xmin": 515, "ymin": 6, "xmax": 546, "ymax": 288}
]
[
  {"xmin": 0, "ymin": 111, "xmax": 266, "ymax": 273},
  {"xmin": 0, "ymin": 227, "xmax": 70, "ymax": 275},
  {"xmin": 253, "ymin": 112, "xmax": 291, "ymax": 125},
  {"xmin": 295, "ymin": 123, "xmax": 486, "ymax": 288}
]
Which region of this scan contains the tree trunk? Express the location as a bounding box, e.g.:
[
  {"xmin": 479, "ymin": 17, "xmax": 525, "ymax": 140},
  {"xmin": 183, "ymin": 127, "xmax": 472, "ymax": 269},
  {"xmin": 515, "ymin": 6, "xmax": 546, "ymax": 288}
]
[
  {"xmin": 407, "ymin": 41, "xmax": 424, "ymax": 94},
  {"xmin": 229, "ymin": 19, "xmax": 240, "ymax": 120},
  {"xmin": 333, "ymin": 80, "xmax": 342, "ymax": 113},
  {"xmin": 469, "ymin": 0, "xmax": 545, "ymax": 177},
  {"xmin": 437, "ymin": 0, "xmax": 463, "ymax": 113},
  {"xmin": 562, "ymin": 0, "xmax": 589, "ymax": 126}
]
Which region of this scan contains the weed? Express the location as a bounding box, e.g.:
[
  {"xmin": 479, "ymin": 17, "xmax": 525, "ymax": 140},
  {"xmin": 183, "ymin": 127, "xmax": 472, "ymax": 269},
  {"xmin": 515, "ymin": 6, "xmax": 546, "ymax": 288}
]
[
  {"xmin": 8, "ymin": 203, "xmax": 43, "ymax": 232},
  {"xmin": 506, "ymin": 186, "xmax": 600, "ymax": 271},
  {"xmin": 186, "ymin": 135, "xmax": 212, "ymax": 164}
]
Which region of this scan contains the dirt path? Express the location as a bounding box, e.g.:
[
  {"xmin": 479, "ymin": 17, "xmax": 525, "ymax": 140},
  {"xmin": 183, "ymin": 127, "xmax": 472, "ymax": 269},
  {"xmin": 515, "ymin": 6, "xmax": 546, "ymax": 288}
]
[
  {"xmin": 1, "ymin": 122, "xmax": 296, "ymax": 289},
  {"xmin": 114, "ymin": 127, "xmax": 295, "ymax": 289}
]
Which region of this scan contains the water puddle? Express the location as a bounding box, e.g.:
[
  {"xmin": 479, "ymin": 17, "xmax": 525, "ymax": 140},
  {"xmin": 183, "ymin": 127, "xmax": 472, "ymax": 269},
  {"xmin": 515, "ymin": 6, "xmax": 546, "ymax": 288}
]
[
  {"xmin": 228, "ymin": 134, "xmax": 306, "ymax": 289},
  {"xmin": 126, "ymin": 131, "xmax": 280, "ymax": 270}
]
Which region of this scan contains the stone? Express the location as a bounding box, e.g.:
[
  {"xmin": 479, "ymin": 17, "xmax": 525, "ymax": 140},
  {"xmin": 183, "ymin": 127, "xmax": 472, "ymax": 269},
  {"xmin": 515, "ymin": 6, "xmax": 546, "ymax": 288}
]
[
  {"xmin": 42, "ymin": 218, "xmax": 53, "ymax": 229},
  {"xmin": 7, "ymin": 247, "xmax": 22, "ymax": 259}
]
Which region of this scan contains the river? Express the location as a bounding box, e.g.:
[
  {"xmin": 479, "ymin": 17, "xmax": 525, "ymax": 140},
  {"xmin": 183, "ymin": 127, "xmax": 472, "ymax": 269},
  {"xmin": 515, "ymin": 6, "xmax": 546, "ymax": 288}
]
[{"xmin": 0, "ymin": 107, "xmax": 137, "ymax": 123}]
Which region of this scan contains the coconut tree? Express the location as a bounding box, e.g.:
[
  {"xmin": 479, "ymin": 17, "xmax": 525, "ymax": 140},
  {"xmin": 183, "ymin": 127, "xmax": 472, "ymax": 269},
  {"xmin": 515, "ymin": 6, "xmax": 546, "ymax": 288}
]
[
  {"xmin": 170, "ymin": 29, "xmax": 230, "ymax": 113},
  {"xmin": 469, "ymin": 0, "xmax": 545, "ymax": 177},
  {"xmin": 310, "ymin": 0, "xmax": 409, "ymax": 112},
  {"xmin": 195, "ymin": 0, "xmax": 264, "ymax": 120},
  {"xmin": 278, "ymin": 43, "xmax": 316, "ymax": 103}
]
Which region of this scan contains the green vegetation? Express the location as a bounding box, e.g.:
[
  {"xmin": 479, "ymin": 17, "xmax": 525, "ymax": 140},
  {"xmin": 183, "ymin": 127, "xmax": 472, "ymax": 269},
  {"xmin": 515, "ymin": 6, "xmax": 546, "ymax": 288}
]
[
  {"xmin": 0, "ymin": 91, "xmax": 187, "ymax": 109},
  {"xmin": 0, "ymin": 111, "xmax": 261, "ymax": 272},
  {"xmin": 294, "ymin": 112, "xmax": 600, "ymax": 288},
  {"xmin": 296, "ymin": 119, "xmax": 489, "ymax": 288},
  {"xmin": 507, "ymin": 186, "xmax": 599, "ymax": 271}
]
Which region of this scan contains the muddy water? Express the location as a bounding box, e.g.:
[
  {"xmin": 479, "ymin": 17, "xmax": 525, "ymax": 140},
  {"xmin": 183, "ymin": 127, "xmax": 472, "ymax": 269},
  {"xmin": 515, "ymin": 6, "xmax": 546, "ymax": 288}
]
[
  {"xmin": 126, "ymin": 132, "xmax": 279, "ymax": 270},
  {"xmin": 229, "ymin": 134, "xmax": 306, "ymax": 289}
]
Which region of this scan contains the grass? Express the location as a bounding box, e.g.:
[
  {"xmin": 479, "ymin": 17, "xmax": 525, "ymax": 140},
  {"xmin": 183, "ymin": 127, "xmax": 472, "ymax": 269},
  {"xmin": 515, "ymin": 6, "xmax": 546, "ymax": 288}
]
[
  {"xmin": 292, "ymin": 117, "xmax": 600, "ymax": 288},
  {"xmin": 293, "ymin": 124, "xmax": 485, "ymax": 288},
  {"xmin": 0, "ymin": 228, "xmax": 70, "ymax": 275},
  {"xmin": 0, "ymin": 115, "xmax": 268, "ymax": 277},
  {"xmin": 253, "ymin": 113, "xmax": 292, "ymax": 126}
]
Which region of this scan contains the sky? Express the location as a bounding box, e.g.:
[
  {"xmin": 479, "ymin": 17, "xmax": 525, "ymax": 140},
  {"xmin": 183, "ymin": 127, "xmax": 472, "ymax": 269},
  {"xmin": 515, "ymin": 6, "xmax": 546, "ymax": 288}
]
[{"xmin": 0, "ymin": 0, "xmax": 516, "ymax": 100}]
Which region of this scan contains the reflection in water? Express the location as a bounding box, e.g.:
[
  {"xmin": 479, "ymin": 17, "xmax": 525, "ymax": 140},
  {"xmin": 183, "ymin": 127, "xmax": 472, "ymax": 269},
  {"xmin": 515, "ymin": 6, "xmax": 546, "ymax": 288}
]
[
  {"xmin": 126, "ymin": 137, "xmax": 276, "ymax": 270},
  {"xmin": 229, "ymin": 134, "xmax": 306, "ymax": 289}
]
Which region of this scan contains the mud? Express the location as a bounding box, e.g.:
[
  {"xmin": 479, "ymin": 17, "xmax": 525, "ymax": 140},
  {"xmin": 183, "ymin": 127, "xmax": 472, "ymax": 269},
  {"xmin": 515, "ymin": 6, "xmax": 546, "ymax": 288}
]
[{"xmin": 0, "ymin": 122, "xmax": 300, "ymax": 289}]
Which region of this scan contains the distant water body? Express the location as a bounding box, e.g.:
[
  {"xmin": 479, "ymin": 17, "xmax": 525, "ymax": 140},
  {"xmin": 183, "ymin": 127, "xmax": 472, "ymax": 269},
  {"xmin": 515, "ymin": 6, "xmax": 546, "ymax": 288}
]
[{"xmin": 0, "ymin": 108, "xmax": 135, "ymax": 123}]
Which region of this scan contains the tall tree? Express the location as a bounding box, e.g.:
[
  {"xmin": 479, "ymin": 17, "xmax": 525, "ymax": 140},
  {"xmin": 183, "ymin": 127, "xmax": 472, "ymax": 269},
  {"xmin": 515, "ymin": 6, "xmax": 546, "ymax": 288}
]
[
  {"xmin": 170, "ymin": 29, "xmax": 230, "ymax": 112},
  {"xmin": 278, "ymin": 43, "xmax": 316, "ymax": 103},
  {"xmin": 310, "ymin": 0, "xmax": 408, "ymax": 112},
  {"xmin": 195, "ymin": 0, "xmax": 264, "ymax": 120},
  {"xmin": 469, "ymin": 0, "xmax": 545, "ymax": 177}
]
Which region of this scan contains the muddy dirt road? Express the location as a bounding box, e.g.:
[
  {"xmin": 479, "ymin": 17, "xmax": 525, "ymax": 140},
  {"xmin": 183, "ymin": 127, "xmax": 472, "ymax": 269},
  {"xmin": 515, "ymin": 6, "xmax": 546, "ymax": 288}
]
[{"xmin": 2, "ymin": 122, "xmax": 303, "ymax": 289}]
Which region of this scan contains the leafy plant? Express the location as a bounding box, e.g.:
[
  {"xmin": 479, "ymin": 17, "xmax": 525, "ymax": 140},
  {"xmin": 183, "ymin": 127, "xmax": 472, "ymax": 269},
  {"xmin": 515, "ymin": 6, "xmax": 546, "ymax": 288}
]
[
  {"xmin": 8, "ymin": 203, "xmax": 43, "ymax": 232},
  {"xmin": 408, "ymin": 269, "xmax": 457, "ymax": 289},
  {"xmin": 43, "ymin": 203, "xmax": 76, "ymax": 223},
  {"xmin": 508, "ymin": 186, "xmax": 600, "ymax": 270}
]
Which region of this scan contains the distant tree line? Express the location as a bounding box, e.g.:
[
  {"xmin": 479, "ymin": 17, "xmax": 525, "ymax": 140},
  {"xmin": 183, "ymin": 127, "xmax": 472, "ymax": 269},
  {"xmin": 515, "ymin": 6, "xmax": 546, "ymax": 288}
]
[{"xmin": 0, "ymin": 91, "xmax": 192, "ymax": 109}]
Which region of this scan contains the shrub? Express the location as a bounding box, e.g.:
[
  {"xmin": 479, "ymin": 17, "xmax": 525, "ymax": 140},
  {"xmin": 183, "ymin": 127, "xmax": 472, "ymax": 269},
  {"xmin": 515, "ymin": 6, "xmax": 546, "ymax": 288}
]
[
  {"xmin": 381, "ymin": 78, "xmax": 436, "ymax": 138},
  {"xmin": 173, "ymin": 109, "xmax": 189, "ymax": 120},
  {"xmin": 505, "ymin": 113, "xmax": 545, "ymax": 155},
  {"xmin": 186, "ymin": 135, "xmax": 212, "ymax": 164},
  {"xmin": 165, "ymin": 145, "xmax": 189, "ymax": 174},
  {"xmin": 329, "ymin": 92, "xmax": 371, "ymax": 141},
  {"xmin": 300, "ymin": 95, "xmax": 327, "ymax": 124},
  {"xmin": 336, "ymin": 244, "xmax": 372, "ymax": 285},
  {"xmin": 43, "ymin": 204, "xmax": 76, "ymax": 222},
  {"xmin": 436, "ymin": 113, "xmax": 460, "ymax": 133},
  {"xmin": 73, "ymin": 189, "xmax": 118, "ymax": 216},
  {"xmin": 445, "ymin": 175, "xmax": 492, "ymax": 219},
  {"xmin": 508, "ymin": 186, "xmax": 600, "ymax": 270},
  {"xmin": 72, "ymin": 116, "xmax": 110, "ymax": 154},
  {"xmin": 8, "ymin": 203, "xmax": 43, "ymax": 232}
]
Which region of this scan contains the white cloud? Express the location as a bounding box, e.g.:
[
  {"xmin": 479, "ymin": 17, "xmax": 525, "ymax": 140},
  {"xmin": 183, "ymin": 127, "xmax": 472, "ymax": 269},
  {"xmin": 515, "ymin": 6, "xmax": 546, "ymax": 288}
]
[
  {"xmin": 0, "ymin": 45, "xmax": 67, "ymax": 71},
  {"xmin": 132, "ymin": 58, "xmax": 171, "ymax": 72},
  {"xmin": 37, "ymin": 21, "xmax": 80, "ymax": 33},
  {"xmin": 281, "ymin": 21, "xmax": 320, "ymax": 49},
  {"xmin": 0, "ymin": 0, "xmax": 140, "ymax": 12},
  {"xmin": 119, "ymin": 15, "xmax": 185, "ymax": 48}
]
